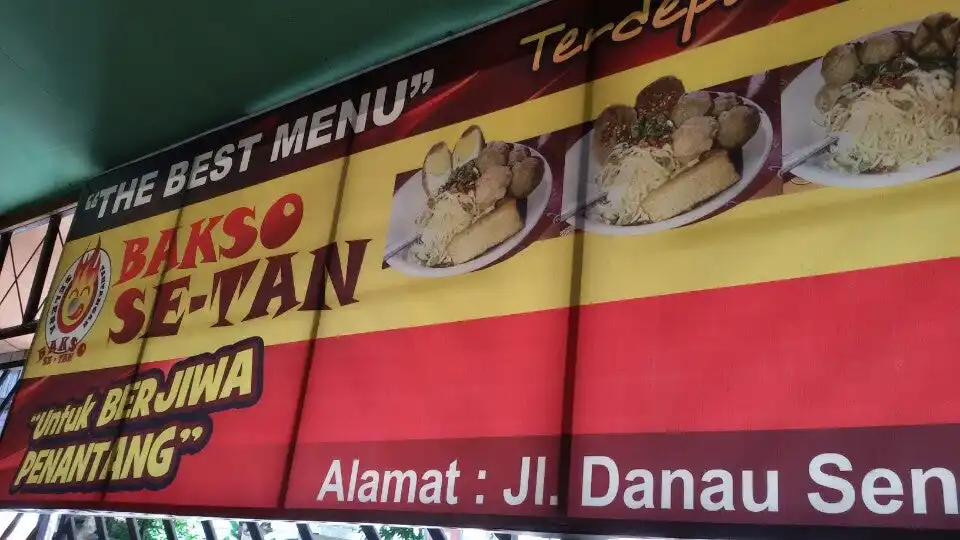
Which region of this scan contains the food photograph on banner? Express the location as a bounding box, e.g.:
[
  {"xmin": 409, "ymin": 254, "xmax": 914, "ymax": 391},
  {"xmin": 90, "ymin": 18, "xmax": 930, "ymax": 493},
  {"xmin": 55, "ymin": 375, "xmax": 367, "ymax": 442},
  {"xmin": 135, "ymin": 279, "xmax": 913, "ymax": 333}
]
[
  {"xmin": 384, "ymin": 127, "xmax": 556, "ymax": 277},
  {"xmin": 563, "ymin": 74, "xmax": 778, "ymax": 236},
  {"xmin": 0, "ymin": 0, "xmax": 959, "ymax": 537},
  {"xmin": 781, "ymin": 11, "xmax": 960, "ymax": 191}
]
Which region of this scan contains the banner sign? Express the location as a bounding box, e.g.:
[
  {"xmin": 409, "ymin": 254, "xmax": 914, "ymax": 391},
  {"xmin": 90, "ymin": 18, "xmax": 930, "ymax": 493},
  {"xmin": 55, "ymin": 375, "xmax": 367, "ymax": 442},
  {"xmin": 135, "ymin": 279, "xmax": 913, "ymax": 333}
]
[{"xmin": 3, "ymin": 0, "xmax": 960, "ymax": 534}]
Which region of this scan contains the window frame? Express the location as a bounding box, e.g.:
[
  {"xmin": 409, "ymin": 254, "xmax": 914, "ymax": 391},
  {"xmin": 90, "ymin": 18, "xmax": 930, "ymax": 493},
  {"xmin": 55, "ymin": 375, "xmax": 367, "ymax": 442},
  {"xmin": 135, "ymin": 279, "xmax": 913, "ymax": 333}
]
[{"xmin": 0, "ymin": 200, "xmax": 77, "ymax": 362}]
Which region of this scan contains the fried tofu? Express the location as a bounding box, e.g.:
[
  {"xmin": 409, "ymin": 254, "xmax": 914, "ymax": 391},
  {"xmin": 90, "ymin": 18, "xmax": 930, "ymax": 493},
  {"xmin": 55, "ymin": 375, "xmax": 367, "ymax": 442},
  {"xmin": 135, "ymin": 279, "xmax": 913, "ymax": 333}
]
[
  {"xmin": 447, "ymin": 198, "xmax": 523, "ymax": 265},
  {"xmin": 642, "ymin": 151, "xmax": 739, "ymax": 222}
]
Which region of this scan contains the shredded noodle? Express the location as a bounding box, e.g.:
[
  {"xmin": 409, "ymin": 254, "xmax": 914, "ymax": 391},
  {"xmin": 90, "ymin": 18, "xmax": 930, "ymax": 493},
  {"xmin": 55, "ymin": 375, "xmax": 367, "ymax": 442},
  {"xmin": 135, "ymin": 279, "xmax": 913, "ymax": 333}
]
[
  {"xmin": 411, "ymin": 190, "xmax": 496, "ymax": 266},
  {"xmin": 591, "ymin": 143, "xmax": 680, "ymax": 225},
  {"xmin": 823, "ymin": 69, "xmax": 960, "ymax": 173},
  {"xmin": 411, "ymin": 193, "xmax": 475, "ymax": 266}
]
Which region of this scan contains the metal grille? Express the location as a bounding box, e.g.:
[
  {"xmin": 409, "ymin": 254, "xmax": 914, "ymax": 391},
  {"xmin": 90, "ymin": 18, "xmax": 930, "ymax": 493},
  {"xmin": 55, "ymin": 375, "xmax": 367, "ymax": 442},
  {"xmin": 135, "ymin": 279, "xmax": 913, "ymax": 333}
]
[{"xmin": 21, "ymin": 517, "xmax": 516, "ymax": 540}]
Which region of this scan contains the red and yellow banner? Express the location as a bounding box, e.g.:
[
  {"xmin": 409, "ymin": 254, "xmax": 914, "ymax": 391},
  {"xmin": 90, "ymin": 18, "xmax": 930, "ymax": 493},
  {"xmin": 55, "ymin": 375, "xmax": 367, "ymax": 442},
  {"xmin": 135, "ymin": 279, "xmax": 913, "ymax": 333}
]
[{"xmin": 3, "ymin": 0, "xmax": 960, "ymax": 535}]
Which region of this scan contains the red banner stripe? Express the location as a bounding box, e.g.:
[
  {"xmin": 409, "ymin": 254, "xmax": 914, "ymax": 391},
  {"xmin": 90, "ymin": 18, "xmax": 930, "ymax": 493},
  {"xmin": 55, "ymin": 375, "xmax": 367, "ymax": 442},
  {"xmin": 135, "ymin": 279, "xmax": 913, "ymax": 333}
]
[
  {"xmin": 574, "ymin": 256, "xmax": 960, "ymax": 434},
  {"xmin": 285, "ymin": 256, "xmax": 960, "ymax": 445}
]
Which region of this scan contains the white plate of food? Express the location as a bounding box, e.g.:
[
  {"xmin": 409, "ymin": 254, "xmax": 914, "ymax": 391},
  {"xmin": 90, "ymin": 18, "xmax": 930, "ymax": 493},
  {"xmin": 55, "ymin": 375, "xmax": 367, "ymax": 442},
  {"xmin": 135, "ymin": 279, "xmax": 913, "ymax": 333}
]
[
  {"xmin": 385, "ymin": 126, "xmax": 552, "ymax": 278},
  {"xmin": 561, "ymin": 76, "xmax": 773, "ymax": 236},
  {"xmin": 782, "ymin": 14, "xmax": 960, "ymax": 188}
]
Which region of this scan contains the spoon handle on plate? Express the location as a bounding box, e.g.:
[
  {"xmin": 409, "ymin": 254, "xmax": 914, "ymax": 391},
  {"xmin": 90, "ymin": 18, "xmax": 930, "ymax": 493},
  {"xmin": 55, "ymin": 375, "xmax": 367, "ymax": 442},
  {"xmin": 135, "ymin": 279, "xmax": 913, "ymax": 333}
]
[
  {"xmin": 780, "ymin": 136, "xmax": 838, "ymax": 178},
  {"xmin": 384, "ymin": 236, "xmax": 419, "ymax": 261},
  {"xmin": 552, "ymin": 192, "xmax": 607, "ymax": 223}
]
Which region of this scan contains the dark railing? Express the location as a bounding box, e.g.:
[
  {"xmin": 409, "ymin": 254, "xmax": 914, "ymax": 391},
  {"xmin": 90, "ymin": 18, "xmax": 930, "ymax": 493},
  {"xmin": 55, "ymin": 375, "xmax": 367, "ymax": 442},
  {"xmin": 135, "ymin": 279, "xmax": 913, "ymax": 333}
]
[{"xmin": 32, "ymin": 515, "xmax": 482, "ymax": 540}]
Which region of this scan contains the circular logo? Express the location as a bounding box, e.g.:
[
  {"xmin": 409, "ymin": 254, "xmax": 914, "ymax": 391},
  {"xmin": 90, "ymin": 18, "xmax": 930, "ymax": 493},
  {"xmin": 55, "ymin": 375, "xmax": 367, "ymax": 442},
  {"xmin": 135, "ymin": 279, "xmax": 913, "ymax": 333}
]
[{"xmin": 45, "ymin": 245, "xmax": 111, "ymax": 354}]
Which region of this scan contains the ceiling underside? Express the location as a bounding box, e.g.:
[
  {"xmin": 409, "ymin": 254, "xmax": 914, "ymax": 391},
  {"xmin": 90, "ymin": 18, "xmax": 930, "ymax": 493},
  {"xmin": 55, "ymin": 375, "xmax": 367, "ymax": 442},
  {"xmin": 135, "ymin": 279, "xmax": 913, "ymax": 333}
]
[{"xmin": 0, "ymin": 0, "xmax": 536, "ymax": 217}]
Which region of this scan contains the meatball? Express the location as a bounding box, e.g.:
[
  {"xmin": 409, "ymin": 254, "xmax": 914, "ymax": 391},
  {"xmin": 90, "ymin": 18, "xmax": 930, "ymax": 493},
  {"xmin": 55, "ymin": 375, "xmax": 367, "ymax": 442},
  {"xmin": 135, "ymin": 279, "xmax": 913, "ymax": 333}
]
[
  {"xmin": 671, "ymin": 116, "xmax": 718, "ymax": 165},
  {"xmin": 474, "ymin": 165, "xmax": 512, "ymax": 211},
  {"xmin": 815, "ymin": 84, "xmax": 843, "ymax": 113},
  {"xmin": 944, "ymin": 19, "xmax": 959, "ymax": 51},
  {"xmin": 635, "ymin": 76, "xmax": 685, "ymax": 117},
  {"xmin": 858, "ymin": 33, "xmax": 902, "ymax": 64},
  {"xmin": 477, "ymin": 145, "xmax": 509, "ymax": 173},
  {"xmin": 912, "ymin": 13, "xmax": 955, "ymax": 58},
  {"xmin": 894, "ymin": 31, "xmax": 915, "ymax": 48},
  {"xmin": 508, "ymin": 146, "xmax": 530, "ymax": 165},
  {"xmin": 822, "ymin": 43, "xmax": 861, "ymax": 85},
  {"xmin": 717, "ymin": 106, "xmax": 761, "ymax": 150},
  {"xmin": 592, "ymin": 105, "xmax": 638, "ymax": 163},
  {"xmin": 670, "ymin": 91, "xmax": 713, "ymax": 127},
  {"xmin": 917, "ymin": 42, "xmax": 948, "ymax": 58},
  {"xmin": 712, "ymin": 92, "xmax": 740, "ymax": 115},
  {"xmin": 486, "ymin": 141, "xmax": 512, "ymax": 154},
  {"xmin": 510, "ymin": 157, "xmax": 544, "ymax": 199}
]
